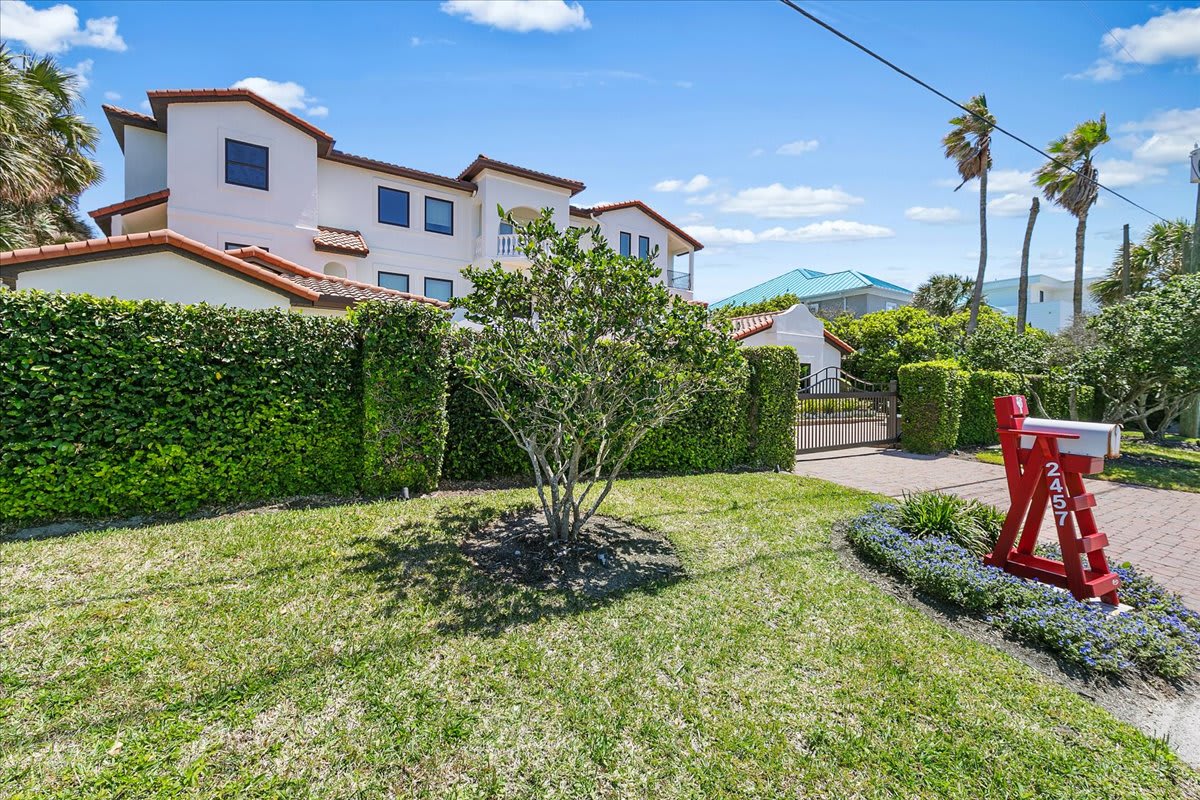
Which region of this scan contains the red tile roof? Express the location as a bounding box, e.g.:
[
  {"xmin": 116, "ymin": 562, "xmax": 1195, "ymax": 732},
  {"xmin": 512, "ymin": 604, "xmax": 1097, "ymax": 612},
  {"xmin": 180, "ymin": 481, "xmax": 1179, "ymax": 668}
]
[
  {"xmin": 225, "ymin": 247, "xmax": 449, "ymax": 308},
  {"xmin": 572, "ymin": 200, "xmax": 704, "ymax": 251},
  {"xmin": 323, "ymin": 150, "xmax": 475, "ymax": 192},
  {"xmin": 458, "ymin": 155, "xmax": 586, "ymax": 195},
  {"xmin": 313, "ymin": 226, "xmax": 369, "ymax": 257},
  {"xmin": 727, "ymin": 309, "xmax": 855, "ymax": 354},
  {"xmin": 101, "ymin": 104, "xmax": 159, "ymax": 148},
  {"xmin": 146, "ymin": 89, "xmax": 335, "ymax": 155},
  {"xmin": 88, "ymin": 189, "xmax": 170, "ymax": 235}
]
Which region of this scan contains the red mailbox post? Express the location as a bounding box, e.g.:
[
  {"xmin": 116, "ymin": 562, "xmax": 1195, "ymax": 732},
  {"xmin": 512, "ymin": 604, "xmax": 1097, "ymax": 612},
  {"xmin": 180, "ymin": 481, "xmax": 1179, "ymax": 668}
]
[{"xmin": 986, "ymin": 395, "xmax": 1120, "ymax": 605}]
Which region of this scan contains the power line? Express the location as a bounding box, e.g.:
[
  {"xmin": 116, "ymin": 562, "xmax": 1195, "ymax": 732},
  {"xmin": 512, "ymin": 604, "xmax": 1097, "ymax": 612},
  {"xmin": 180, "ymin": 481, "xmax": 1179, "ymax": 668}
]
[
  {"xmin": 776, "ymin": 0, "xmax": 1168, "ymax": 222},
  {"xmin": 1080, "ymin": 0, "xmax": 1143, "ymax": 71}
]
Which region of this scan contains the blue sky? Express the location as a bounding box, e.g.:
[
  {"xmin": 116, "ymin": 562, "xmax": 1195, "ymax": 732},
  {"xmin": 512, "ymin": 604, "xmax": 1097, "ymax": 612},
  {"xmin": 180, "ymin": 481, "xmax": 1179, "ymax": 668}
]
[{"xmin": 4, "ymin": 0, "xmax": 1197, "ymax": 302}]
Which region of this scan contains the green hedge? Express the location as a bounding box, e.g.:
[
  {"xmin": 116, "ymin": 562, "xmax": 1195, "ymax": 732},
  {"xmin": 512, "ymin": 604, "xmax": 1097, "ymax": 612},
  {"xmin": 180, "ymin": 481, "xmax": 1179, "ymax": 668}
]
[
  {"xmin": 898, "ymin": 360, "xmax": 963, "ymax": 454},
  {"xmin": 1, "ymin": 292, "xmax": 363, "ymax": 525},
  {"xmin": 626, "ymin": 379, "xmax": 749, "ymax": 474},
  {"xmin": 353, "ymin": 301, "xmax": 451, "ymax": 495},
  {"xmin": 741, "ymin": 346, "xmax": 801, "ymax": 469},
  {"xmin": 442, "ymin": 331, "xmax": 527, "ymax": 481},
  {"xmin": 958, "ymin": 369, "xmax": 1026, "ymax": 448}
]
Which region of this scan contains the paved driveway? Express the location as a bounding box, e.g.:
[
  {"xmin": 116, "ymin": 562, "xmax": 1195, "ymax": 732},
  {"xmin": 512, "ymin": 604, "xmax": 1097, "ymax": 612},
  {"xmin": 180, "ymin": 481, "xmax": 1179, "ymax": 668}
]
[{"xmin": 795, "ymin": 446, "xmax": 1200, "ymax": 609}]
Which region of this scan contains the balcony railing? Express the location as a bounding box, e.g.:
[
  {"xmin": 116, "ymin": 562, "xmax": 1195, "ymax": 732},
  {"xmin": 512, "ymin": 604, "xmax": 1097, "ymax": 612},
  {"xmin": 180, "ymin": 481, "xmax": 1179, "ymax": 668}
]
[
  {"xmin": 497, "ymin": 233, "xmax": 522, "ymax": 258},
  {"xmin": 667, "ymin": 269, "xmax": 692, "ymax": 291}
]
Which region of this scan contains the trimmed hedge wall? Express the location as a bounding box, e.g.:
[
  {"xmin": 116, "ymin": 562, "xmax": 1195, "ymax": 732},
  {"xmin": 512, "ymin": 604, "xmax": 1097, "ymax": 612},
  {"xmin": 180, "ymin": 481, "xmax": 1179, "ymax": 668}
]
[
  {"xmin": 898, "ymin": 360, "xmax": 964, "ymax": 454},
  {"xmin": 742, "ymin": 346, "xmax": 801, "ymax": 469},
  {"xmin": 1, "ymin": 292, "xmax": 363, "ymax": 525},
  {"xmin": 353, "ymin": 301, "xmax": 451, "ymax": 495},
  {"xmin": 900, "ymin": 359, "xmax": 1099, "ymax": 454},
  {"xmin": 442, "ymin": 331, "xmax": 527, "ymax": 481}
]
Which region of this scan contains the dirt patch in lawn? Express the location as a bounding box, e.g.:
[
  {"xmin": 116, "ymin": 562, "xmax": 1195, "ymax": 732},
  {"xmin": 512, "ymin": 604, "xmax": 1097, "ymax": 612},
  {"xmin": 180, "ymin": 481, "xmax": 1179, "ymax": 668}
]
[
  {"xmin": 830, "ymin": 520, "xmax": 1200, "ymax": 768},
  {"xmin": 462, "ymin": 511, "xmax": 684, "ymax": 598}
]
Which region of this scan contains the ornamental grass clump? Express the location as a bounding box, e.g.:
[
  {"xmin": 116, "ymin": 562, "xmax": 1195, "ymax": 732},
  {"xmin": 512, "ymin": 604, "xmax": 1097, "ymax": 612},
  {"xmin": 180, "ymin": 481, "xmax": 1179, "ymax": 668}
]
[
  {"xmin": 886, "ymin": 491, "xmax": 1004, "ymax": 556},
  {"xmin": 848, "ymin": 506, "xmax": 1200, "ymax": 678}
]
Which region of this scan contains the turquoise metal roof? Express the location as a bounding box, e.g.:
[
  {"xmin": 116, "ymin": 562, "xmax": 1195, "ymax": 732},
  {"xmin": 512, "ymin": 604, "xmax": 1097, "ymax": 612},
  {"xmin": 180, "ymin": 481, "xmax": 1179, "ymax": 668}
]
[{"xmin": 711, "ymin": 268, "xmax": 914, "ymax": 308}]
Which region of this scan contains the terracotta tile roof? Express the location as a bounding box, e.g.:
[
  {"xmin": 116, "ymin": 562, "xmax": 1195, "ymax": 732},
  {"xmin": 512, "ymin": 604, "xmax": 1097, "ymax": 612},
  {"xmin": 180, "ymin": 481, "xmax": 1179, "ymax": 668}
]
[
  {"xmin": 726, "ymin": 309, "xmax": 855, "ymax": 353},
  {"xmin": 313, "ymin": 225, "xmax": 369, "ymax": 257},
  {"xmin": 146, "ymin": 89, "xmax": 335, "ymax": 155},
  {"xmin": 0, "ymin": 230, "xmax": 320, "ymax": 302},
  {"xmin": 323, "ymin": 150, "xmax": 475, "ymax": 192},
  {"xmin": 225, "ymin": 246, "xmax": 449, "ymax": 309},
  {"xmin": 102, "ymin": 104, "xmax": 159, "ymax": 148},
  {"xmin": 573, "ymin": 200, "xmax": 704, "ymax": 251},
  {"xmin": 729, "ymin": 311, "xmax": 779, "ymax": 341},
  {"xmin": 88, "ymin": 189, "xmax": 170, "ymax": 235},
  {"xmin": 458, "ymin": 155, "xmax": 585, "ymax": 195}
]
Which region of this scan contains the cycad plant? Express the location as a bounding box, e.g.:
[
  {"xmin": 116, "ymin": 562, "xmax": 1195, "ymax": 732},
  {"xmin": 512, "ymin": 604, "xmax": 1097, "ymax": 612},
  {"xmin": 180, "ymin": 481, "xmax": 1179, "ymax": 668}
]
[
  {"xmin": 0, "ymin": 45, "xmax": 102, "ymax": 251},
  {"xmin": 943, "ymin": 94, "xmax": 996, "ymax": 334},
  {"xmin": 1034, "ymin": 115, "xmax": 1109, "ymax": 321}
]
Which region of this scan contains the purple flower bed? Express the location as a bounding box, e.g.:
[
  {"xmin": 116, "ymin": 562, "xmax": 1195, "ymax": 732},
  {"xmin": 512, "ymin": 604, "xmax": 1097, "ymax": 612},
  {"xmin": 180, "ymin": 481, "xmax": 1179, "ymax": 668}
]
[{"xmin": 848, "ymin": 506, "xmax": 1200, "ymax": 678}]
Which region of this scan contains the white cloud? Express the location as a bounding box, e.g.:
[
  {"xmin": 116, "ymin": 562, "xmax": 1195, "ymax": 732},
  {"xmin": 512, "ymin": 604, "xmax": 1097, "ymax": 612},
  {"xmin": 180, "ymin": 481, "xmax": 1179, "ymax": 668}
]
[
  {"xmin": 70, "ymin": 58, "xmax": 93, "ymax": 90},
  {"xmin": 776, "ymin": 139, "xmax": 819, "ymax": 156},
  {"xmin": 103, "ymin": 90, "xmax": 121, "ymax": 101},
  {"xmin": 410, "ymin": 35, "xmax": 455, "ymax": 46},
  {"xmin": 1118, "ymin": 108, "xmax": 1200, "ymax": 165},
  {"xmin": 653, "ymin": 174, "xmax": 711, "ymax": 193},
  {"xmin": 0, "ymin": 1, "xmax": 127, "ymax": 54},
  {"xmin": 684, "ymin": 220, "xmax": 894, "ymax": 246},
  {"xmin": 440, "ymin": 0, "xmax": 590, "ymax": 33},
  {"xmin": 231, "ymin": 78, "xmax": 329, "ymax": 119},
  {"xmin": 139, "ymin": 99, "xmax": 151, "ymax": 113},
  {"xmin": 685, "ymin": 191, "xmax": 725, "ymax": 207},
  {"xmin": 749, "ymin": 147, "xmax": 765, "ymax": 158},
  {"xmin": 937, "ymin": 168, "xmax": 1034, "ymax": 193},
  {"xmin": 1070, "ymin": 7, "xmax": 1200, "ymax": 81},
  {"xmin": 988, "ymin": 193, "xmax": 1039, "ymax": 217},
  {"xmin": 1094, "ymin": 158, "xmax": 1167, "ymax": 188},
  {"xmin": 905, "ymin": 206, "xmax": 962, "ymax": 224},
  {"xmin": 719, "ymin": 183, "xmax": 864, "ymax": 218}
]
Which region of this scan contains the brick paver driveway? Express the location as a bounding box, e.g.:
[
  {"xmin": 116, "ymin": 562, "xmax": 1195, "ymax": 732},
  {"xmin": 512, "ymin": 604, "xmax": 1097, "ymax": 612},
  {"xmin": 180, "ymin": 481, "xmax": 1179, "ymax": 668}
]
[{"xmin": 795, "ymin": 446, "xmax": 1200, "ymax": 609}]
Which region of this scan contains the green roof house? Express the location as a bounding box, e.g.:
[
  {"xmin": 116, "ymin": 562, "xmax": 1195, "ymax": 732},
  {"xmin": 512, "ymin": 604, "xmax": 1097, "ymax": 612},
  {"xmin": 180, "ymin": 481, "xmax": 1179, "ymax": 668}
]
[{"xmin": 711, "ymin": 268, "xmax": 913, "ymax": 316}]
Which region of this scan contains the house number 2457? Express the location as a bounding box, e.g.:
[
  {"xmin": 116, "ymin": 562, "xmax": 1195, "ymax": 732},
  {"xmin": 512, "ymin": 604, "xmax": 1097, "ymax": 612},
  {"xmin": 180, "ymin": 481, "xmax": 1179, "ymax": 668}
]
[{"xmin": 1046, "ymin": 461, "xmax": 1069, "ymax": 527}]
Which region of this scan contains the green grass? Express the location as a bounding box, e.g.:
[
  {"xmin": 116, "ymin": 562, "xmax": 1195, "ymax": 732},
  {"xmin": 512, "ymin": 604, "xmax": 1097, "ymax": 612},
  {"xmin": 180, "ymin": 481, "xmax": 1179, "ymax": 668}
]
[
  {"xmin": 2, "ymin": 473, "xmax": 1195, "ymax": 798},
  {"xmin": 976, "ymin": 432, "xmax": 1200, "ymax": 493}
]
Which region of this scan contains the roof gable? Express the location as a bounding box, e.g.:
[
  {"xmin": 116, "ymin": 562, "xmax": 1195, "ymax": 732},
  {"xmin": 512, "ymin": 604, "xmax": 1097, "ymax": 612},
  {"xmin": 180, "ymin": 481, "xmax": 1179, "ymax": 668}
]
[{"xmin": 712, "ymin": 268, "xmax": 913, "ymax": 308}]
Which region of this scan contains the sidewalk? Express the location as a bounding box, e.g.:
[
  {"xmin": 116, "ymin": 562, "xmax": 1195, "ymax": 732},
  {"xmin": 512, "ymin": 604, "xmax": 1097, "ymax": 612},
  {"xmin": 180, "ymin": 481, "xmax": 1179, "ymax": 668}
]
[{"xmin": 795, "ymin": 446, "xmax": 1200, "ymax": 609}]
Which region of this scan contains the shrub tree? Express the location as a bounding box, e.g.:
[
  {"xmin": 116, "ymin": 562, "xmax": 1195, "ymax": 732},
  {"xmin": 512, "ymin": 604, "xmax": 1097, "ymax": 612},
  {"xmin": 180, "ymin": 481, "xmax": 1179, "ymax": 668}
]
[
  {"xmin": 897, "ymin": 360, "xmax": 963, "ymax": 454},
  {"xmin": 456, "ymin": 208, "xmax": 743, "ymax": 541}
]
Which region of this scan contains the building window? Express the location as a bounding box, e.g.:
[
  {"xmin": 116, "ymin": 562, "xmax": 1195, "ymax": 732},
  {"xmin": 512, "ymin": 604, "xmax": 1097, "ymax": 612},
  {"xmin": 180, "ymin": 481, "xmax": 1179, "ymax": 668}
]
[
  {"xmin": 638, "ymin": 235, "xmax": 650, "ymax": 259},
  {"xmin": 619, "ymin": 232, "xmax": 632, "ymax": 256},
  {"xmin": 499, "ymin": 221, "xmax": 514, "ymax": 235},
  {"xmin": 378, "ymin": 271, "xmax": 410, "ymax": 292},
  {"xmin": 885, "ymin": 302, "xmax": 898, "ymax": 310},
  {"xmin": 378, "ymin": 187, "xmax": 410, "ymax": 227},
  {"xmin": 1038, "ymin": 290, "xmax": 1045, "ymax": 303},
  {"xmin": 225, "ymin": 139, "xmax": 268, "ymax": 190},
  {"xmin": 425, "ymin": 197, "xmax": 453, "ymax": 235},
  {"xmin": 424, "ymin": 277, "xmax": 453, "ymax": 301},
  {"xmin": 224, "ymin": 242, "xmax": 268, "ymax": 252}
]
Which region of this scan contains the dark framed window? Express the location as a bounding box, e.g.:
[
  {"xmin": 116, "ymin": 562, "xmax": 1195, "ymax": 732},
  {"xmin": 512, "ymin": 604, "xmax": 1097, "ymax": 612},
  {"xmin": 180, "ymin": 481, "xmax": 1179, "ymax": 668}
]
[
  {"xmin": 424, "ymin": 277, "xmax": 453, "ymax": 301},
  {"xmin": 225, "ymin": 139, "xmax": 268, "ymax": 190},
  {"xmin": 619, "ymin": 231, "xmax": 632, "ymax": 256},
  {"xmin": 425, "ymin": 197, "xmax": 454, "ymax": 235},
  {"xmin": 638, "ymin": 235, "xmax": 650, "ymax": 259},
  {"xmin": 378, "ymin": 271, "xmax": 410, "ymax": 292},
  {"xmin": 378, "ymin": 187, "xmax": 410, "ymax": 227},
  {"xmin": 224, "ymin": 242, "xmax": 268, "ymax": 252},
  {"xmin": 1038, "ymin": 290, "xmax": 1045, "ymax": 302}
]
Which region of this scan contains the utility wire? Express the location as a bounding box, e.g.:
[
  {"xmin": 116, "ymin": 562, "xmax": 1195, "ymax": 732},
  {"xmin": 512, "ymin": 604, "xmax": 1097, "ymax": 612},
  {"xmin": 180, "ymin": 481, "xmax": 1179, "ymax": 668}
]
[
  {"xmin": 777, "ymin": 0, "xmax": 1168, "ymax": 222},
  {"xmin": 1080, "ymin": 0, "xmax": 1143, "ymax": 71}
]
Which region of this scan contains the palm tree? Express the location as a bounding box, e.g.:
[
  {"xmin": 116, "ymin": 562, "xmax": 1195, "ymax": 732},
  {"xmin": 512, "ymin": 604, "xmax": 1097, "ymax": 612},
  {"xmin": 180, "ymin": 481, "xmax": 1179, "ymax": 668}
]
[
  {"xmin": 1090, "ymin": 219, "xmax": 1189, "ymax": 305},
  {"xmin": 1016, "ymin": 197, "xmax": 1039, "ymax": 331},
  {"xmin": 1034, "ymin": 115, "xmax": 1109, "ymax": 321},
  {"xmin": 0, "ymin": 45, "xmax": 102, "ymax": 251},
  {"xmin": 943, "ymin": 94, "xmax": 996, "ymax": 334},
  {"xmin": 912, "ymin": 273, "xmax": 974, "ymax": 317}
]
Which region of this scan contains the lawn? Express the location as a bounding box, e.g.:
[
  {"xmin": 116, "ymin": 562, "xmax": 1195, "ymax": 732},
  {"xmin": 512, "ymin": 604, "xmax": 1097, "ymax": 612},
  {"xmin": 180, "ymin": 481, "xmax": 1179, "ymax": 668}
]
[
  {"xmin": 975, "ymin": 431, "xmax": 1200, "ymax": 493},
  {"xmin": 2, "ymin": 473, "xmax": 1196, "ymax": 799}
]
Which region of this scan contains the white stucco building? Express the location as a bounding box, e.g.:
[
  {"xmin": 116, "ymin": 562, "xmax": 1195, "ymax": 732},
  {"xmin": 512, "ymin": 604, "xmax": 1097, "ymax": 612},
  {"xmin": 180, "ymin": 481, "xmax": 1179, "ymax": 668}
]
[
  {"xmin": 729, "ymin": 304, "xmax": 852, "ymax": 378},
  {"xmin": 24, "ymin": 87, "xmax": 699, "ymax": 309},
  {"xmin": 980, "ymin": 273, "xmax": 1100, "ymax": 332}
]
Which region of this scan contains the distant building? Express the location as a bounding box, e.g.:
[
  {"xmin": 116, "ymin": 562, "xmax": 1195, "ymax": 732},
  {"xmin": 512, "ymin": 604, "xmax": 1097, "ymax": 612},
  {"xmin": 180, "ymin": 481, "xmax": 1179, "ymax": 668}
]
[
  {"xmin": 728, "ymin": 304, "xmax": 852, "ymax": 378},
  {"xmin": 711, "ymin": 268, "xmax": 913, "ymax": 316},
  {"xmin": 980, "ymin": 274, "xmax": 1100, "ymax": 332}
]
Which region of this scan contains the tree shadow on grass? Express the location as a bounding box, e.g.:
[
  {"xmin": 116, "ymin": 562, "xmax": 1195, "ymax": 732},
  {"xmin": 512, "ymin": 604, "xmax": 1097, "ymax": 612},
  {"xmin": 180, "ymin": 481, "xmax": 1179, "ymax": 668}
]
[{"xmin": 344, "ymin": 500, "xmax": 686, "ymax": 637}]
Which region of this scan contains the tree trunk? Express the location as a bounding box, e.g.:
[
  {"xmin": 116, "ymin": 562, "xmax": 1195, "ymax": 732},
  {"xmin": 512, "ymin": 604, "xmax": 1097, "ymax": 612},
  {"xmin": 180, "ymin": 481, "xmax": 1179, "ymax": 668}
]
[
  {"xmin": 967, "ymin": 166, "xmax": 988, "ymax": 334},
  {"xmin": 1017, "ymin": 197, "xmax": 1039, "ymax": 332},
  {"xmin": 1073, "ymin": 211, "xmax": 1087, "ymax": 322}
]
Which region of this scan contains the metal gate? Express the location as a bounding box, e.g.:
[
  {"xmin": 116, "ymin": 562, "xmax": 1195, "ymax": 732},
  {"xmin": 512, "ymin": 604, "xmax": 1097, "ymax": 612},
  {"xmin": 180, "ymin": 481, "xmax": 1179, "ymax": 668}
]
[{"xmin": 796, "ymin": 367, "xmax": 898, "ymax": 453}]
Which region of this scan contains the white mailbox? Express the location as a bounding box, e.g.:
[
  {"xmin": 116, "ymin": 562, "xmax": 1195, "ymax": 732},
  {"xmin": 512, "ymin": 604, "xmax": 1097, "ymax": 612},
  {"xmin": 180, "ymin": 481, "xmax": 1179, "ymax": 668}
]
[{"xmin": 1019, "ymin": 418, "xmax": 1122, "ymax": 458}]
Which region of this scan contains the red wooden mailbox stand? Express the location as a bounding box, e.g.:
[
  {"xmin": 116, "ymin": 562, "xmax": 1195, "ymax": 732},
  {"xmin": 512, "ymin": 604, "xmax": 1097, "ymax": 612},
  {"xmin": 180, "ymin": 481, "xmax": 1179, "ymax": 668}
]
[{"xmin": 985, "ymin": 395, "xmax": 1120, "ymax": 604}]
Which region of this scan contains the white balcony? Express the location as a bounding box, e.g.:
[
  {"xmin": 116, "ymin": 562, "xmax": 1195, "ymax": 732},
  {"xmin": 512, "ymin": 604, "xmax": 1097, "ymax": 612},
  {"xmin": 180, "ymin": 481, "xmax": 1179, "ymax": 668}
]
[{"xmin": 496, "ymin": 233, "xmax": 522, "ymax": 258}]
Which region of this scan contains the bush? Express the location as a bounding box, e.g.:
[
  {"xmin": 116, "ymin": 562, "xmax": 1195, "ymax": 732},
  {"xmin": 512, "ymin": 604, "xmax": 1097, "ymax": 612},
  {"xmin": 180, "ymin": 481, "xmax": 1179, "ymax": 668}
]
[
  {"xmin": 626, "ymin": 373, "xmax": 748, "ymax": 474},
  {"xmin": 741, "ymin": 346, "xmax": 800, "ymax": 469},
  {"xmin": 352, "ymin": 301, "xmax": 451, "ymax": 495},
  {"xmin": 848, "ymin": 508, "xmax": 1200, "ymax": 677},
  {"xmin": 958, "ymin": 369, "xmax": 1026, "ymax": 447},
  {"xmin": 829, "ymin": 306, "xmax": 951, "ymax": 387},
  {"xmin": 887, "ymin": 491, "xmax": 1003, "ymax": 556},
  {"xmin": 442, "ymin": 330, "xmax": 527, "ymax": 481},
  {"xmin": 897, "ymin": 360, "xmax": 963, "ymax": 454},
  {"xmin": 1, "ymin": 292, "xmax": 363, "ymax": 526}
]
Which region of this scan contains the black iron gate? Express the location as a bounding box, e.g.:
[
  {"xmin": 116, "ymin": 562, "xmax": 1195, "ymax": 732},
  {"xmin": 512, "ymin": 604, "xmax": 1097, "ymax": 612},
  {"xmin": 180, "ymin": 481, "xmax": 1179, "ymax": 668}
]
[{"xmin": 796, "ymin": 367, "xmax": 898, "ymax": 453}]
